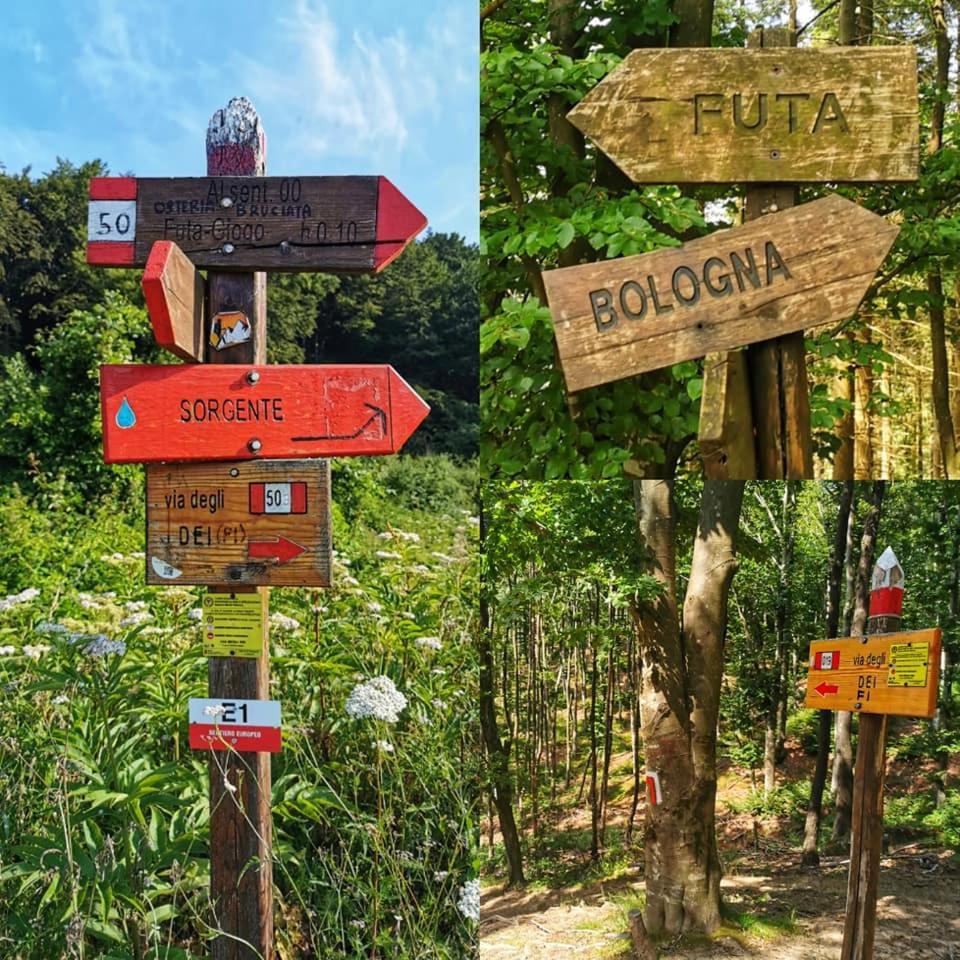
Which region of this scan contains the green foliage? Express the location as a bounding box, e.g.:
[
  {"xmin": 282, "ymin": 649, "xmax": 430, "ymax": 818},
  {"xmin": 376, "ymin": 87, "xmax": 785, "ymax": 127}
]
[
  {"xmin": 0, "ymin": 456, "xmax": 478, "ymax": 958},
  {"xmin": 785, "ymin": 709, "xmax": 822, "ymax": 757}
]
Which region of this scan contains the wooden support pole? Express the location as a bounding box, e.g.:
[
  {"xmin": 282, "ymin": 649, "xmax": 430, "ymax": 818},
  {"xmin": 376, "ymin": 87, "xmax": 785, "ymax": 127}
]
[
  {"xmin": 744, "ymin": 27, "xmax": 813, "ymax": 479},
  {"xmin": 204, "ymin": 97, "xmax": 274, "ymax": 960},
  {"xmin": 841, "ymin": 547, "xmax": 902, "ymax": 960}
]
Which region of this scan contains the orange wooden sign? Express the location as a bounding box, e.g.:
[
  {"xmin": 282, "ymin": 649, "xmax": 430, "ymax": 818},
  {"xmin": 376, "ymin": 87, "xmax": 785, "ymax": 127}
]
[{"xmin": 803, "ymin": 628, "xmax": 941, "ymax": 718}]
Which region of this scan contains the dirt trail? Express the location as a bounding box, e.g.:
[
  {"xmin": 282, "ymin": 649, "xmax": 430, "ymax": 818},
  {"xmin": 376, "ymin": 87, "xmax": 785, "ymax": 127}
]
[{"xmin": 481, "ymin": 850, "xmax": 960, "ymax": 959}]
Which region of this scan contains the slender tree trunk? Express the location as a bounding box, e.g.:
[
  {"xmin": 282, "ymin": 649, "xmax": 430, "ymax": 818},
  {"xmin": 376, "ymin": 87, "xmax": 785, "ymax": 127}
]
[
  {"xmin": 589, "ymin": 642, "xmax": 600, "ymax": 860},
  {"xmin": 479, "ymin": 507, "xmax": 525, "ymax": 886},
  {"xmin": 833, "ymin": 482, "xmax": 886, "ymax": 843},
  {"xmin": 803, "ymin": 481, "xmax": 853, "ymax": 865},
  {"xmin": 838, "ymin": 0, "xmax": 857, "ymax": 43}
]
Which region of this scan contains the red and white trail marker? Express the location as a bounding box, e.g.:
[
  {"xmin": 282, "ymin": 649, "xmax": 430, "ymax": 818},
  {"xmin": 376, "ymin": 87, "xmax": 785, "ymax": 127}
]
[
  {"xmin": 100, "ymin": 363, "xmax": 430, "ymax": 463},
  {"xmin": 645, "ymin": 770, "xmax": 662, "ymax": 806},
  {"xmin": 188, "ymin": 698, "xmax": 282, "ymax": 753},
  {"xmin": 869, "ymin": 546, "xmax": 904, "ymax": 619}
]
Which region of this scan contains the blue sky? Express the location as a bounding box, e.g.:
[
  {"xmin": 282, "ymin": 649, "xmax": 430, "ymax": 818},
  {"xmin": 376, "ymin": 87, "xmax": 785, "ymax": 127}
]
[{"xmin": 0, "ymin": 0, "xmax": 478, "ymax": 241}]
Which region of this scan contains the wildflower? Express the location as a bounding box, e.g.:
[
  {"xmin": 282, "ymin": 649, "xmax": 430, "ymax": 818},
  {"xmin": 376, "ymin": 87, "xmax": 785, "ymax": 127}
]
[
  {"xmin": 188, "ymin": 608, "xmax": 203, "ymax": 621},
  {"xmin": 345, "ymin": 676, "xmax": 407, "ymax": 723},
  {"xmin": 124, "ymin": 600, "xmax": 148, "ymax": 612},
  {"xmin": 311, "ymin": 604, "xmax": 328, "ymax": 614},
  {"xmin": 349, "ymin": 919, "xmax": 365, "ymax": 929},
  {"xmin": 23, "ymin": 644, "xmax": 51, "ymax": 659},
  {"xmin": 204, "ymin": 704, "xmax": 226, "ymax": 717},
  {"xmin": 52, "ymin": 694, "xmax": 69, "ymax": 705},
  {"xmin": 0, "ymin": 588, "xmax": 40, "ymax": 612},
  {"xmin": 456, "ymin": 879, "xmax": 480, "ymax": 923},
  {"xmin": 467, "ymin": 515, "xmax": 480, "ymax": 525},
  {"xmin": 36, "ymin": 621, "xmax": 69, "ymax": 636},
  {"xmin": 366, "ymin": 601, "xmax": 383, "ymax": 614},
  {"xmin": 397, "ymin": 531, "xmax": 421, "ymax": 543},
  {"xmin": 374, "ymin": 740, "xmax": 395, "ymax": 753},
  {"xmin": 269, "ymin": 612, "xmax": 301, "ymax": 631},
  {"xmin": 432, "ymin": 699, "xmax": 448, "ymax": 710},
  {"xmin": 342, "ymin": 575, "xmax": 360, "ymax": 587},
  {"xmin": 431, "ymin": 552, "xmax": 457, "ymax": 565},
  {"xmin": 401, "ymin": 611, "xmax": 416, "ymax": 620},
  {"xmin": 375, "ymin": 550, "xmax": 402, "ymax": 560},
  {"xmin": 0, "ymin": 646, "xmax": 15, "ymax": 656},
  {"xmin": 79, "ymin": 598, "xmax": 101, "ymax": 611},
  {"xmin": 415, "ymin": 636, "xmax": 442, "ymax": 651},
  {"xmin": 411, "ymin": 564, "xmax": 432, "ymax": 575},
  {"xmin": 119, "ymin": 611, "xmax": 151, "ymax": 628},
  {"xmin": 434, "ymin": 870, "xmax": 449, "ymax": 882},
  {"xmin": 84, "ymin": 637, "xmax": 126, "ymax": 658},
  {"xmin": 376, "ymin": 531, "xmax": 393, "ymax": 540}
]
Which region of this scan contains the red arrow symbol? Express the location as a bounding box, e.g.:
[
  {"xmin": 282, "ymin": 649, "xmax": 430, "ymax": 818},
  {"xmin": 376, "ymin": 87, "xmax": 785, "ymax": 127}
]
[
  {"xmin": 248, "ymin": 536, "xmax": 307, "ymax": 565},
  {"xmin": 815, "ymin": 681, "xmax": 840, "ymax": 697}
]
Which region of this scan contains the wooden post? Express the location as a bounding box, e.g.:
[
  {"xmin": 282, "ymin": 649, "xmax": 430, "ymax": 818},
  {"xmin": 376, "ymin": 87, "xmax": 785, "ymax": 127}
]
[
  {"xmin": 744, "ymin": 26, "xmax": 813, "ymax": 479},
  {"xmin": 205, "ymin": 97, "xmax": 273, "ymax": 960},
  {"xmin": 841, "ymin": 546, "xmax": 903, "ymax": 960}
]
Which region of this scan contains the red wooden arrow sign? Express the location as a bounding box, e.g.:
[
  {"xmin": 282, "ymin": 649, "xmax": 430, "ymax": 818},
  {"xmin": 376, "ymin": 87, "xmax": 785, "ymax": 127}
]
[
  {"xmin": 87, "ymin": 175, "xmax": 426, "ymax": 273},
  {"xmin": 247, "ymin": 536, "xmax": 307, "ymax": 565},
  {"xmin": 100, "ymin": 364, "xmax": 429, "ymax": 463},
  {"xmin": 815, "ymin": 681, "xmax": 840, "ymax": 697}
]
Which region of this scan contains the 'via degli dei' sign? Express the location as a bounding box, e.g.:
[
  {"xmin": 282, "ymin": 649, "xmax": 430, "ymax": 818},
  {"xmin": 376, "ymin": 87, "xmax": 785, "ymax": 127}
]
[
  {"xmin": 568, "ymin": 46, "xmax": 919, "ymax": 183},
  {"xmin": 542, "ymin": 195, "xmax": 898, "ymax": 392}
]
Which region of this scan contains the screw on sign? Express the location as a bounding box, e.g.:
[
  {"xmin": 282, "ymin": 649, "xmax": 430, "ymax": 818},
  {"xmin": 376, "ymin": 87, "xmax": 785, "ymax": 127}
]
[
  {"xmin": 804, "ymin": 547, "xmax": 942, "ymax": 960},
  {"xmin": 88, "ymin": 96, "xmax": 431, "ymax": 960}
]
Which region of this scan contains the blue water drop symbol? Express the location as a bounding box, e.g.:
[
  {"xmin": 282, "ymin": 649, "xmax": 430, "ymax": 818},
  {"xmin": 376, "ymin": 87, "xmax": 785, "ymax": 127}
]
[{"xmin": 115, "ymin": 396, "xmax": 136, "ymax": 429}]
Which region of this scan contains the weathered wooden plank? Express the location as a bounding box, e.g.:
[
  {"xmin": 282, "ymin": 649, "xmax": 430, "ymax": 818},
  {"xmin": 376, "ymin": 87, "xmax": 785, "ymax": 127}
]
[
  {"xmin": 542, "ymin": 193, "xmax": 898, "ymax": 393},
  {"xmin": 568, "ymin": 46, "xmax": 919, "ymax": 183},
  {"xmin": 146, "ymin": 459, "xmax": 332, "ymax": 587},
  {"xmin": 698, "ymin": 351, "xmax": 756, "ymax": 478},
  {"xmin": 142, "ymin": 241, "xmax": 206, "ymax": 361},
  {"xmin": 803, "ymin": 628, "xmax": 941, "ymax": 718},
  {"xmin": 87, "ymin": 175, "xmax": 427, "ymax": 272}
]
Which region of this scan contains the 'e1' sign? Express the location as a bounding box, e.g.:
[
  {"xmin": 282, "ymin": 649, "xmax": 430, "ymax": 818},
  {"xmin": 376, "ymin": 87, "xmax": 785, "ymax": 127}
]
[{"xmin": 542, "ymin": 194, "xmax": 898, "ymax": 392}]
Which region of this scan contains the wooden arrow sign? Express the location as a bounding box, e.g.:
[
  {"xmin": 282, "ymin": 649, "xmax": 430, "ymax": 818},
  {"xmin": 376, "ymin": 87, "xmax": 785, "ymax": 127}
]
[
  {"xmin": 101, "ymin": 363, "xmax": 429, "ymax": 463},
  {"xmin": 146, "ymin": 459, "xmax": 332, "ymax": 586},
  {"xmin": 568, "ymin": 46, "xmax": 918, "ymax": 184},
  {"xmin": 803, "ymin": 628, "xmax": 942, "ymax": 718},
  {"xmin": 542, "ymin": 194, "xmax": 898, "ymax": 393},
  {"xmin": 87, "ymin": 175, "xmax": 426, "ymax": 272},
  {"xmin": 142, "ymin": 241, "xmax": 206, "ymax": 361}
]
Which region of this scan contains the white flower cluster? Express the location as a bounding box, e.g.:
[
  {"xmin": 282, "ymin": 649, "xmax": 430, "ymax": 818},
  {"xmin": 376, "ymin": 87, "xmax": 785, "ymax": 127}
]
[
  {"xmin": 84, "ymin": 637, "xmax": 126, "ymax": 658},
  {"xmin": 124, "ymin": 600, "xmax": 148, "ymax": 613},
  {"xmin": 269, "ymin": 612, "xmax": 300, "ymax": 631},
  {"xmin": 36, "ymin": 621, "xmax": 69, "ymax": 636},
  {"xmin": 204, "ymin": 704, "xmax": 226, "ymax": 717},
  {"xmin": 23, "ymin": 644, "xmax": 51, "ymax": 659},
  {"xmin": 0, "ymin": 588, "xmax": 40, "ymax": 612},
  {"xmin": 456, "ymin": 878, "xmax": 480, "ymax": 923},
  {"xmin": 0, "ymin": 645, "xmax": 15, "ymax": 656},
  {"xmin": 431, "ymin": 552, "xmax": 457, "ymax": 566},
  {"xmin": 345, "ymin": 676, "xmax": 408, "ymax": 723},
  {"xmin": 188, "ymin": 608, "xmax": 203, "ymax": 621},
  {"xmin": 342, "ymin": 575, "xmax": 360, "ymax": 587},
  {"xmin": 119, "ymin": 611, "xmax": 151, "ymax": 628},
  {"xmin": 415, "ymin": 636, "xmax": 442, "ymax": 651},
  {"xmin": 375, "ymin": 550, "xmax": 402, "ymax": 560},
  {"xmin": 366, "ymin": 602, "xmax": 383, "ymax": 614},
  {"xmin": 373, "ymin": 740, "xmax": 395, "ymax": 753},
  {"xmin": 377, "ymin": 529, "xmax": 420, "ymax": 543}
]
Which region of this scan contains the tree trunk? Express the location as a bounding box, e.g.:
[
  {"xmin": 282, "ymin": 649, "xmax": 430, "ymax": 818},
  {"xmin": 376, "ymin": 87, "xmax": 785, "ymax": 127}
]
[
  {"xmin": 803, "ymin": 481, "xmax": 853, "ymax": 865},
  {"xmin": 589, "ymin": 642, "xmax": 600, "ymax": 860},
  {"xmin": 838, "ymin": 0, "xmax": 857, "ymax": 43},
  {"xmin": 833, "ymin": 482, "xmax": 886, "ymax": 843},
  {"xmin": 633, "ymin": 479, "xmax": 743, "ymax": 935},
  {"xmin": 669, "ymin": 0, "xmax": 714, "ymax": 47},
  {"xmin": 599, "ymin": 642, "xmax": 615, "ymax": 847},
  {"xmin": 479, "ymin": 506, "xmax": 525, "ymax": 886}
]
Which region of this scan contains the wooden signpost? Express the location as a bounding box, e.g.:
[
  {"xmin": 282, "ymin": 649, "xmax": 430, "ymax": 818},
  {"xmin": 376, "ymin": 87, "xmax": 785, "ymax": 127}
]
[
  {"xmin": 101, "ymin": 363, "xmax": 429, "ymax": 462},
  {"xmin": 90, "ymin": 96, "xmax": 429, "ymax": 959},
  {"xmin": 543, "ymin": 194, "xmax": 897, "ymax": 392},
  {"xmin": 146, "ymin": 459, "xmax": 332, "ymax": 586},
  {"xmin": 555, "ymin": 33, "xmax": 918, "ymax": 479},
  {"xmin": 87, "ymin": 174, "xmax": 426, "ymax": 272},
  {"xmin": 804, "ymin": 548, "xmax": 941, "ymax": 960},
  {"xmin": 567, "ymin": 47, "xmax": 918, "ymax": 183}
]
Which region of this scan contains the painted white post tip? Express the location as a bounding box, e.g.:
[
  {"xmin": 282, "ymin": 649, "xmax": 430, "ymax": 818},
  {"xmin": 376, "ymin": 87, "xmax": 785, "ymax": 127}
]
[
  {"xmin": 875, "ymin": 546, "xmax": 900, "ymax": 571},
  {"xmin": 206, "ymin": 97, "xmax": 262, "ymax": 147}
]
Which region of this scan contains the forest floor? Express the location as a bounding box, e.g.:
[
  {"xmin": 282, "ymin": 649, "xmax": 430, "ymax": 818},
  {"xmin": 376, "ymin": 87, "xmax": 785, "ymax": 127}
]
[{"xmin": 481, "ymin": 735, "xmax": 960, "ymax": 959}]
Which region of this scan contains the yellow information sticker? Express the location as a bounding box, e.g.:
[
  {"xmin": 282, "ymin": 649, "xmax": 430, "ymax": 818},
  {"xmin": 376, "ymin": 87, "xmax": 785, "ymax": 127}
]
[
  {"xmin": 887, "ymin": 642, "xmax": 929, "ymax": 688},
  {"xmin": 202, "ymin": 593, "xmax": 264, "ymax": 658}
]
